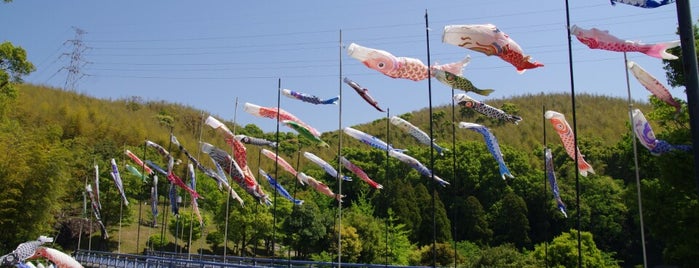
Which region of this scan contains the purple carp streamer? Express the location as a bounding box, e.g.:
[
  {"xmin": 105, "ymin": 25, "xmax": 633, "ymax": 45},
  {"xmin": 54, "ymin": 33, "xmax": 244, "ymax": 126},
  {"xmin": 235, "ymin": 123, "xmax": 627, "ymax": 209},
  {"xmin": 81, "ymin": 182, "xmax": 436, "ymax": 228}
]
[
  {"xmin": 85, "ymin": 184, "xmax": 109, "ymax": 239},
  {"xmin": 343, "ymin": 127, "xmax": 405, "ymax": 152},
  {"xmin": 259, "ymin": 169, "xmax": 303, "ymax": 205},
  {"xmin": 454, "ymin": 94, "xmax": 522, "ymax": 125},
  {"xmin": 303, "ymin": 151, "xmax": 352, "ymax": 181},
  {"xmin": 632, "ymin": 109, "xmax": 692, "ymax": 155},
  {"xmin": 235, "ymin": 134, "xmax": 277, "ymax": 148},
  {"xmin": 442, "ymin": 24, "xmax": 544, "ymax": 73},
  {"xmin": 545, "ymin": 148, "xmax": 567, "ymax": 218},
  {"xmin": 281, "ymin": 88, "xmax": 339, "ymax": 105},
  {"xmin": 109, "ymin": 158, "xmax": 129, "ymax": 205},
  {"xmin": 627, "ymin": 61, "xmax": 682, "ymax": 113},
  {"xmin": 388, "ymin": 150, "xmax": 450, "ymax": 187},
  {"xmin": 390, "ymin": 116, "xmax": 448, "ymax": 156},
  {"xmin": 0, "ymin": 236, "xmax": 54, "ymax": 266},
  {"xmin": 298, "ymin": 172, "xmax": 344, "ymax": 202},
  {"xmin": 202, "ymin": 142, "xmax": 271, "ymax": 205},
  {"xmin": 283, "ymin": 120, "xmax": 329, "ymax": 147},
  {"xmin": 260, "ymin": 149, "xmax": 300, "ymax": 184},
  {"xmin": 189, "ymin": 164, "xmax": 203, "ymax": 226},
  {"xmin": 347, "ymin": 42, "xmax": 470, "ymax": 81},
  {"xmin": 433, "ymin": 69, "xmax": 494, "ymax": 96},
  {"xmin": 340, "ymin": 156, "xmax": 383, "ymax": 189},
  {"xmin": 458, "ymin": 122, "xmax": 515, "ymax": 180},
  {"xmin": 545, "ymin": 111, "xmax": 595, "ymax": 177},
  {"xmin": 343, "ymin": 77, "xmax": 385, "ymax": 112},
  {"xmin": 570, "ymin": 25, "xmax": 679, "ymax": 60},
  {"xmin": 611, "ymin": 0, "xmax": 675, "ymax": 8}
]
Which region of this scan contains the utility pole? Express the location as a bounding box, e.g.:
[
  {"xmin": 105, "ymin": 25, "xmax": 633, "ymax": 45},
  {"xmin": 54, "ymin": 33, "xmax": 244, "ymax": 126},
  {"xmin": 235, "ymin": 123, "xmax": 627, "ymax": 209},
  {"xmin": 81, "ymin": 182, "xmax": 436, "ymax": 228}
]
[{"xmin": 63, "ymin": 27, "xmax": 88, "ymax": 92}]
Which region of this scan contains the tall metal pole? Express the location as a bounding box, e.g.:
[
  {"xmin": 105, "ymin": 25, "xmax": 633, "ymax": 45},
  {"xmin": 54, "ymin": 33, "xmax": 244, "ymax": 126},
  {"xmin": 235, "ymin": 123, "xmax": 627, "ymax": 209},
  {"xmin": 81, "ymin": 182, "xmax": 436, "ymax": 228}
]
[
  {"xmin": 271, "ymin": 78, "xmax": 281, "ymax": 264},
  {"xmin": 223, "ymin": 98, "xmax": 239, "ymax": 262},
  {"xmin": 674, "ymin": 0, "xmax": 699, "ymax": 195},
  {"xmin": 542, "ymin": 105, "xmax": 549, "ymax": 268},
  {"xmin": 424, "ymin": 10, "xmax": 437, "ymax": 268},
  {"xmin": 451, "ymin": 87, "xmax": 458, "ymax": 268},
  {"xmin": 562, "ymin": 1, "xmax": 582, "ymax": 267},
  {"xmin": 385, "ymin": 108, "xmax": 391, "ymax": 266},
  {"xmin": 337, "ymin": 29, "xmax": 344, "ymax": 268},
  {"xmin": 623, "ymin": 52, "xmax": 648, "ymax": 268}
]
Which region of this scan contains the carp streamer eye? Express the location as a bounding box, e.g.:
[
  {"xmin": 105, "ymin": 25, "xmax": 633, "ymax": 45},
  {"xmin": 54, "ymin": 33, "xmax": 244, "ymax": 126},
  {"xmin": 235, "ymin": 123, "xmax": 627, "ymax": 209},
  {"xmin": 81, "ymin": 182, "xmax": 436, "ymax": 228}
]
[{"xmin": 377, "ymin": 62, "xmax": 385, "ymax": 69}]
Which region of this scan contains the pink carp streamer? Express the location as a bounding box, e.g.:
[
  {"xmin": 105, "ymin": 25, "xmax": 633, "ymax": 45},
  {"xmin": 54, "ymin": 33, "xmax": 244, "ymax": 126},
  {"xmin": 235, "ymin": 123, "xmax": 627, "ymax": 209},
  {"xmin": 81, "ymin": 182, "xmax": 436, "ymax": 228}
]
[
  {"xmin": 442, "ymin": 24, "xmax": 543, "ymax": 73},
  {"xmin": 570, "ymin": 25, "xmax": 679, "ymax": 60},
  {"xmin": 340, "ymin": 156, "xmax": 383, "ymax": 189},
  {"xmin": 243, "ymin": 102, "xmax": 321, "ymax": 137},
  {"xmin": 125, "ymin": 149, "xmax": 153, "ymax": 175},
  {"xmin": 298, "ymin": 172, "xmax": 344, "ymax": 202},
  {"xmin": 260, "ymin": 149, "xmax": 300, "ymax": 184},
  {"xmin": 29, "ymin": 247, "xmax": 83, "ymax": 268},
  {"xmin": 545, "ymin": 111, "xmax": 595, "ymax": 177},
  {"xmin": 347, "ymin": 42, "xmax": 470, "ymax": 81},
  {"xmin": 627, "ymin": 61, "xmax": 682, "ymax": 113}
]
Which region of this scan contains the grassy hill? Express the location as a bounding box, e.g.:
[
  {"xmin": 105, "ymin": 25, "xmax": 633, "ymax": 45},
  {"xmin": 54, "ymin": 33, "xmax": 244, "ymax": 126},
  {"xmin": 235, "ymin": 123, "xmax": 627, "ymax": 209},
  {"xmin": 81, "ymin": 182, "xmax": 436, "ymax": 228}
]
[{"xmin": 5, "ymin": 84, "xmax": 652, "ymax": 255}]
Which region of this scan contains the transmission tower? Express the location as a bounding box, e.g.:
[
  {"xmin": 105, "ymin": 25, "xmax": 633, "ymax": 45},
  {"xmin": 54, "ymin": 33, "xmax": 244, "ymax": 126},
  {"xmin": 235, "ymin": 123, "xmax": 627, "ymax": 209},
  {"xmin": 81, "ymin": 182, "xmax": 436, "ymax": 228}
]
[{"xmin": 62, "ymin": 27, "xmax": 89, "ymax": 92}]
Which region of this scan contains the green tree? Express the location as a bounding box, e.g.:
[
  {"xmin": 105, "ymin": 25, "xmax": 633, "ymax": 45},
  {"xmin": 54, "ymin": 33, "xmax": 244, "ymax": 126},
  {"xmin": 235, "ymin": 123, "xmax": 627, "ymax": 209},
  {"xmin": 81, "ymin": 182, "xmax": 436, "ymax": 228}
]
[
  {"xmin": 168, "ymin": 211, "xmax": 206, "ymax": 252},
  {"xmin": 343, "ymin": 195, "xmax": 384, "ymax": 263},
  {"xmin": 329, "ymin": 225, "xmax": 362, "ymax": 263},
  {"xmin": 0, "ymin": 42, "xmax": 35, "ymax": 115},
  {"xmin": 472, "ymin": 243, "xmax": 542, "ymax": 268},
  {"xmin": 375, "ymin": 209, "xmax": 415, "ymax": 265},
  {"xmin": 411, "ymin": 242, "xmax": 464, "ymax": 267},
  {"xmin": 454, "ymin": 195, "xmax": 492, "ymax": 245},
  {"xmin": 533, "ymin": 229, "xmax": 619, "ymax": 268},
  {"xmin": 282, "ymin": 201, "xmax": 326, "ymax": 258},
  {"xmin": 414, "ymin": 184, "xmax": 452, "ymax": 245},
  {"xmin": 0, "ymin": 122, "xmax": 71, "ymax": 252},
  {"xmin": 489, "ymin": 190, "xmax": 531, "ymax": 248}
]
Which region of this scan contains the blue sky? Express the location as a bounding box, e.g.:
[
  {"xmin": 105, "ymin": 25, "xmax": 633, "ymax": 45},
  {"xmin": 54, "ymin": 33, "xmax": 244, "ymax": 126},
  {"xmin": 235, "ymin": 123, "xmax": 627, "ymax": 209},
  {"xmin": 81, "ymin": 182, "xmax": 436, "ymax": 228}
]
[{"xmin": 1, "ymin": 1, "xmax": 696, "ymax": 134}]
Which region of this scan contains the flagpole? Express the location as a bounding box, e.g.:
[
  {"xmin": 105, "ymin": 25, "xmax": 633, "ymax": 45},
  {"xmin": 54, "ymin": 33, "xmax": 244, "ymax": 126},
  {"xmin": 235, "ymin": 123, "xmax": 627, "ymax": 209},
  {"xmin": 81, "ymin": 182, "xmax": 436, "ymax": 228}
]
[
  {"xmin": 272, "ymin": 78, "xmax": 281, "ymax": 264},
  {"xmin": 562, "ymin": 0, "xmax": 582, "ymax": 267},
  {"xmin": 384, "ymin": 107, "xmax": 390, "ymax": 266},
  {"xmin": 78, "ymin": 176, "xmax": 87, "ymax": 252},
  {"xmin": 424, "ymin": 10, "xmax": 437, "ymax": 268},
  {"xmin": 223, "ymin": 97, "xmax": 239, "ymax": 262},
  {"xmin": 542, "ymin": 104, "xmax": 549, "ymax": 268},
  {"xmin": 451, "ymin": 87, "xmax": 458, "ymax": 268},
  {"xmin": 337, "ymin": 28, "xmax": 344, "ymax": 268},
  {"xmin": 623, "ymin": 52, "xmax": 648, "ymax": 268},
  {"xmin": 196, "ymin": 111, "xmax": 206, "ymax": 259},
  {"xmin": 674, "ymin": 0, "xmax": 699, "ymax": 196}
]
